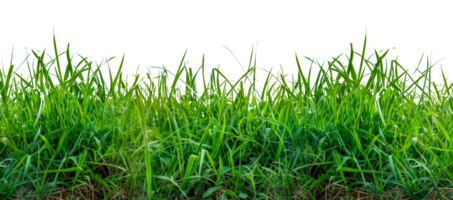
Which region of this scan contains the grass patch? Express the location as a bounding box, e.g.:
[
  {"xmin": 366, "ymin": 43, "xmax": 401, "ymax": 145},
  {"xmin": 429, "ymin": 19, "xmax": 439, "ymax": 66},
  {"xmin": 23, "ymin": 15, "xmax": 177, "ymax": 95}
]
[{"xmin": 1, "ymin": 34, "xmax": 453, "ymax": 199}]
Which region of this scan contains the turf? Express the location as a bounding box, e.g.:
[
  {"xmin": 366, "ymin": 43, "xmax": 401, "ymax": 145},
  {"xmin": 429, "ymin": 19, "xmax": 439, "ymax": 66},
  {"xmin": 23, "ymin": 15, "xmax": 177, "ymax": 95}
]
[{"xmin": 1, "ymin": 34, "xmax": 453, "ymax": 199}]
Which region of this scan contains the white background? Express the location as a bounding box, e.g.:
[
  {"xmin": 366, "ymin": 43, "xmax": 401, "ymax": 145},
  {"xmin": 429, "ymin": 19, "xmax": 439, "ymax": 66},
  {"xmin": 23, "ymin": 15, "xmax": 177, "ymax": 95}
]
[{"xmin": 396, "ymin": 45, "xmax": 453, "ymax": 77}]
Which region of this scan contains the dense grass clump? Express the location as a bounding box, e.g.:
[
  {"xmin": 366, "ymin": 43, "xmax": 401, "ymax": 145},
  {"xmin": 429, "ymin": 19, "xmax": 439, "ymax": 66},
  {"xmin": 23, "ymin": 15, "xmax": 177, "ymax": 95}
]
[{"xmin": 1, "ymin": 35, "xmax": 453, "ymax": 200}]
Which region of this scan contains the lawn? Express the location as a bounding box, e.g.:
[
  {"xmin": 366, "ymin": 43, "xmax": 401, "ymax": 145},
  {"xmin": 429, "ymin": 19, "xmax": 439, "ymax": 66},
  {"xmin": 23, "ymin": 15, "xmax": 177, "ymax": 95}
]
[{"xmin": 1, "ymin": 34, "xmax": 453, "ymax": 199}]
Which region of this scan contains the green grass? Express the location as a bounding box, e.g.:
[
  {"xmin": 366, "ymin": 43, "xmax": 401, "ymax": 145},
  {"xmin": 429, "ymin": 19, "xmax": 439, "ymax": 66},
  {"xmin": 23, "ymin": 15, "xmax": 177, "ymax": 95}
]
[{"xmin": 1, "ymin": 33, "xmax": 453, "ymax": 200}]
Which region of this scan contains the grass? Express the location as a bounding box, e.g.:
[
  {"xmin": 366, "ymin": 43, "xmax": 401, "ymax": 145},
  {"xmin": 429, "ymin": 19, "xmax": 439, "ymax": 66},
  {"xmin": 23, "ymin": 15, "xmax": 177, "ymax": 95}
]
[{"xmin": 1, "ymin": 33, "xmax": 453, "ymax": 200}]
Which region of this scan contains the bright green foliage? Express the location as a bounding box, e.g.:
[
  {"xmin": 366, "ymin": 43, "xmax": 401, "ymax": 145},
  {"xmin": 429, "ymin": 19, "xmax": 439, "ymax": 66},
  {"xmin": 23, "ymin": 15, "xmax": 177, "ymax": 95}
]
[{"xmin": 1, "ymin": 34, "xmax": 453, "ymax": 199}]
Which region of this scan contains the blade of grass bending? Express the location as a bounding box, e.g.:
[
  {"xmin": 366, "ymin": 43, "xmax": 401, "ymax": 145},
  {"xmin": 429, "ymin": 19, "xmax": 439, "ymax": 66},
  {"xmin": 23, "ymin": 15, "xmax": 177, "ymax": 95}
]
[
  {"xmin": 413, "ymin": 53, "xmax": 425, "ymax": 75},
  {"xmin": 33, "ymin": 92, "xmax": 44, "ymax": 126},
  {"xmin": 153, "ymin": 175, "xmax": 188, "ymax": 199},
  {"xmin": 303, "ymin": 56, "xmax": 314, "ymax": 86},
  {"xmin": 373, "ymin": 47, "xmax": 390, "ymax": 88},
  {"xmin": 169, "ymin": 48, "xmax": 188, "ymax": 98},
  {"xmin": 0, "ymin": 64, "xmax": 14, "ymax": 118},
  {"xmin": 331, "ymin": 53, "xmax": 348, "ymax": 71},
  {"xmin": 32, "ymin": 167, "xmax": 81, "ymax": 174},
  {"xmin": 72, "ymin": 54, "xmax": 91, "ymax": 80},
  {"xmin": 431, "ymin": 113, "xmax": 451, "ymax": 142},
  {"xmin": 280, "ymin": 63, "xmax": 299, "ymax": 99},
  {"xmin": 14, "ymin": 72, "xmax": 32, "ymax": 89},
  {"xmin": 432, "ymin": 82, "xmax": 442, "ymax": 103},
  {"xmin": 400, "ymin": 66, "xmax": 428, "ymax": 94},
  {"xmin": 97, "ymin": 58, "xmax": 109, "ymax": 90},
  {"xmin": 347, "ymin": 42, "xmax": 357, "ymax": 81},
  {"xmin": 119, "ymin": 65, "xmax": 140, "ymax": 102},
  {"xmin": 339, "ymin": 167, "xmax": 385, "ymax": 174},
  {"xmin": 423, "ymin": 56, "xmax": 431, "ymax": 100},
  {"xmin": 406, "ymin": 58, "xmax": 446, "ymax": 103},
  {"xmin": 311, "ymin": 58, "xmax": 326, "ymax": 97},
  {"xmin": 30, "ymin": 48, "xmax": 43, "ymax": 89},
  {"xmin": 41, "ymin": 47, "xmax": 55, "ymax": 90},
  {"xmin": 212, "ymin": 63, "xmax": 223, "ymax": 98},
  {"xmin": 332, "ymin": 62, "xmax": 357, "ymax": 88},
  {"xmin": 52, "ymin": 27, "xmax": 64, "ymax": 85},
  {"xmin": 295, "ymin": 54, "xmax": 310, "ymax": 96},
  {"xmin": 202, "ymin": 54, "xmax": 208, "ymax": 105},
  {"xmin": 294, "ymin": 52, "xmax": 307, "ymax": 91},
  {"xmin": 227, "ymin": 66, "xmax": 258, "ymax": 96},
  {"xmin": 257, "ymin": 66, "xmax": 282, "ymax": 87},
  {"xmin": 12, "ymin": 50, "xmax": 32, "ymax": 73},
  {"xmin": 63, "ymin": 42, "xmax": 73, "ymax": 81},
  {"xmin": 31, "ymin": 49, "xmax": 49, "ymax": 94},
  {"xmin": 247, "ymin": 43, "xmax": 257, "ymax": 92},
  {"xmin": 107, "ymin": 52, "xmax": 126, "ymax": 96},
  {"xmin": 42, "ymin": 51, "xmax": 66, "ymax": 83},
  {"xmin": 395, "ymin": 60, "xmax": 415, "ymax": 82},
  {"xmin": 213, "ymin": 68, "xmax": 238, "ymax": 96},
  {"xmin": 440, "ymin": 63, "xmax": 453, "ymax": 109},
  {"xmin": 405, "ymin": 52, "xmax": 425, "ymax": 93},
  {"xmin": 148, "ymin": 65, "xmax": 188, "ymax": 87},
  {"xmin": 27, "ymin": 58, "xmax": 35, "ymax": 86},
  {"xmin": 357, "ymin": 27, "xmax": 368, "ymax": 85},
  {"xmin": 64, "ymin": 61, "xmax": 93, "ymax": 90},
  {"xmin": 105, "ymin": 56, "xmax": 115, "ymax": 88},
  {"xmin": 374, "ymin": 69, "xmax": 412, "ymax": 105}
]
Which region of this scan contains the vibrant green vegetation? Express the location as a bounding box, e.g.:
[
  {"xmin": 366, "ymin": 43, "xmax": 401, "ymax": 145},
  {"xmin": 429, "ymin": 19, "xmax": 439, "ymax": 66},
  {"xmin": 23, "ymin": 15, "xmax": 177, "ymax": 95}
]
[{"xmin": 1, "ymin": 34, "xmax": 453, "ymax": 200}]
